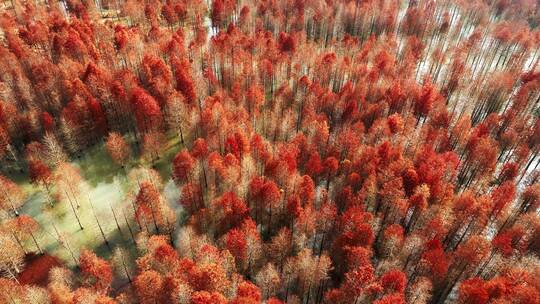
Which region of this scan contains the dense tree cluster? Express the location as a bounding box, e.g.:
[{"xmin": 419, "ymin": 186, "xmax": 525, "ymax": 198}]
[{"xmin": 0, "ymin": 0, "xmax": 539, "ymax": 303}]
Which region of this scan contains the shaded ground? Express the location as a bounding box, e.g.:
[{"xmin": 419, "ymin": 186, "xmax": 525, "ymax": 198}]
[{"xmin": 18, "ymin": 253, "xmax": 63, "ymax": 286}]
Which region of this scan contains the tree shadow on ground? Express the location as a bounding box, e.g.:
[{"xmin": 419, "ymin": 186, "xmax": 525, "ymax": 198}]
[{"xmin": 77, "ymin": 144, "xmax": 120, "ymax": 187}]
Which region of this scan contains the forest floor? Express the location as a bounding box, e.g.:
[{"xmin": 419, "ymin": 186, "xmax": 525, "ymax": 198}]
[{"xmin": 17, "ymin": 133, "xmax": 184, "ymax": 270}]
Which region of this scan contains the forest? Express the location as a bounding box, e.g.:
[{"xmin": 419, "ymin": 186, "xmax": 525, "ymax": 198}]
[{"xmin": 0, "ymin": 0, "xmax": 539, "ymax": 303}]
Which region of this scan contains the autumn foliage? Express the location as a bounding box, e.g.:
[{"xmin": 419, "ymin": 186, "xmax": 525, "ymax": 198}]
[{"xmin": 0, "ymin": 0, "xmax": 539, "ymax": 304}]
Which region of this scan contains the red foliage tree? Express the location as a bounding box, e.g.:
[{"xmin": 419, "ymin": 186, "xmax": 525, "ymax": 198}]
[
  {"xmin": 231, "ymin": 281, "xmax": 261, "ymax": 303},
  {"xmin": 212, "ymin": 191, "xmax": 249, "ymax": 233},
  {"xmin": 458, "ymin": 278, "xmax": 489, "ymax": 304},
  {"xmin": 135, "ymin": 181, "xmax": 164, "ymax": 232},
  {"xmin": 171, "ymin": 56, "xmax": 197, "ymax": 104},
  {"xmin": 28, "ymin": 159, "xmax": 53, "ymax": 196},
  {"xmin": 105, "ymin": 132, "xmax": 131, "ymax": 166},
  {"xmin": 130, "ymin": 87, "xmax": 163, "ymax": 133},
  {"xmin": 414, "ymin": 80, "xmax": 439, "ymax": 122},
  {"xmin": 41, "ymin": 112, "xmax": 55, "ymax": 132},
  {"xmin": 490, "ymin": 181, "xmax": 516, "ymax": 219},
  {"xmin": 380, "ymin": 270, "xmax": 407, "ymax": 293},
  {"xmin": 225, "ymin": 227, "xmax": 247, "ymax": 262},
  {"xmin": 134, "ymin": 270, "xmax": 166, "ymax": 304},
  {"xmin": 0, "ymin": 2, "xmax": 539, "ymax": 303},
  {"xmin": 173, "ymin": 149, "xmax": 196, "ymax": 184},
  {"xmin": 78, "ymin": 249, "xmax": 113, "ymax": 293},
  {"xmin": 191, "ymin": 291, "xmax": 227, "ymax": 304},
  {"xmin": 420, "ymin": 239, "xmax": 449, "ymax": 280}
]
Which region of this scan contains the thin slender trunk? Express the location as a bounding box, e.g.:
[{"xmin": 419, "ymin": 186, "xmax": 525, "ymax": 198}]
[
  {"xmin": 149, "ymin": 202, "xmax": 160, "ymax": 233},
  {"xmin": 30, "ymin": 232, "xmax": 43, "ymax": 254},
  {"xmin": 12, "ymin": 232, "xmax": 26, "ymax": 254},
  {"xmin": 65, "ymin": 190, "xmax": 84, "ymax": 230},
  {"xmin": 1, "ymin": 188, "xmax": 19, "ymax": 216},
  {"xmin": 90, "ymin": 197, "xmax": 110, "ymax": 250},
  {"xmin": 304, "ymin": 283, "xmax": 312, "ymax": 304},
  {"xmin": 67, "ymin": 183, "xmax": 80, "ymax": 208},
  {"xmin": 65, "ymin": 241, "xmax": 78, "ymax": 265},
  {"xmin": 451, "ymin": 219, "xmax": 474, "ymax": 250},
  {"xmin": 476, "ymin": 250, "xmax": 495, "ymax": 277},
  {"xmin": 43, "ymin": 181, "xmax": 53, "ymax": 206},
  {"xmin": 123, "ymin": 210, "xmax": 137, "ymax": 244},
  {"xmin": 95, "ymin": 213, "xmax": 110, "ymax": 250},
  {"xmin": 435, "ymin": 264, "xmax": 466, "ymax": 304},
  {"xmin": 131, "ymin": 199, "xmax": 142, "ymax": 230},
  {"xmin": 110, "ymin": 203, "xmax": 123, "ymax": 236},
  {"xmin": 121, "ymin": 252, "xmax": 132, "ymax": 283},
  {"xmin": 52, "ymin": 220, "xmax": 78, "ymax": 265}
]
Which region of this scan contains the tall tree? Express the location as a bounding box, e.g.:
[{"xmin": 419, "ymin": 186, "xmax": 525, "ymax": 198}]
[
  {"xmin": 78, "ymin": 249, "xmax": 113, "ymax": 293},
  {"xmin": 0, "ymin": 176, "xmax": 26, "ymax": 216}
]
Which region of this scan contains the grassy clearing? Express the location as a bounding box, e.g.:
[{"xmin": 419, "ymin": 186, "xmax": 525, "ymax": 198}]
[{"xmin": 17, "ymin": 133, "xmax": 184, "ymax": 268}]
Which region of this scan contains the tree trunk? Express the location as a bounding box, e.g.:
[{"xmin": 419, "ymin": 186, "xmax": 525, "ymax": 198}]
[
  {"xmin": 12, "ymin": 233, "xmax": 26, "ymax": 254},
  {"xmin": 68, "ymin": 183, "xmax": 80, "ymax": 208},
  {"xmin": 90, "ymin": 199, "xmax": 110, "ymax": 250},
  {"xmin": 123, "ymin": 210, "xmax": 137, "ymax": 244},
  {"xmin": 121, "ymin": 252, "xmax": 132, "ymax": 283},
  {"xmin": 30, "ymin": 232, "xmax": 43, "ymax": 254},
  {"xmin": 1, "ymin": 188, "xmax": 19, "ymax": 216},
  {"xmin": 65, "ymin": 190, "xmax": 84, "ymax": 230},
  {"xmin": 110, "ymin": 203, "xmax": 123, "ymax": 236}
]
